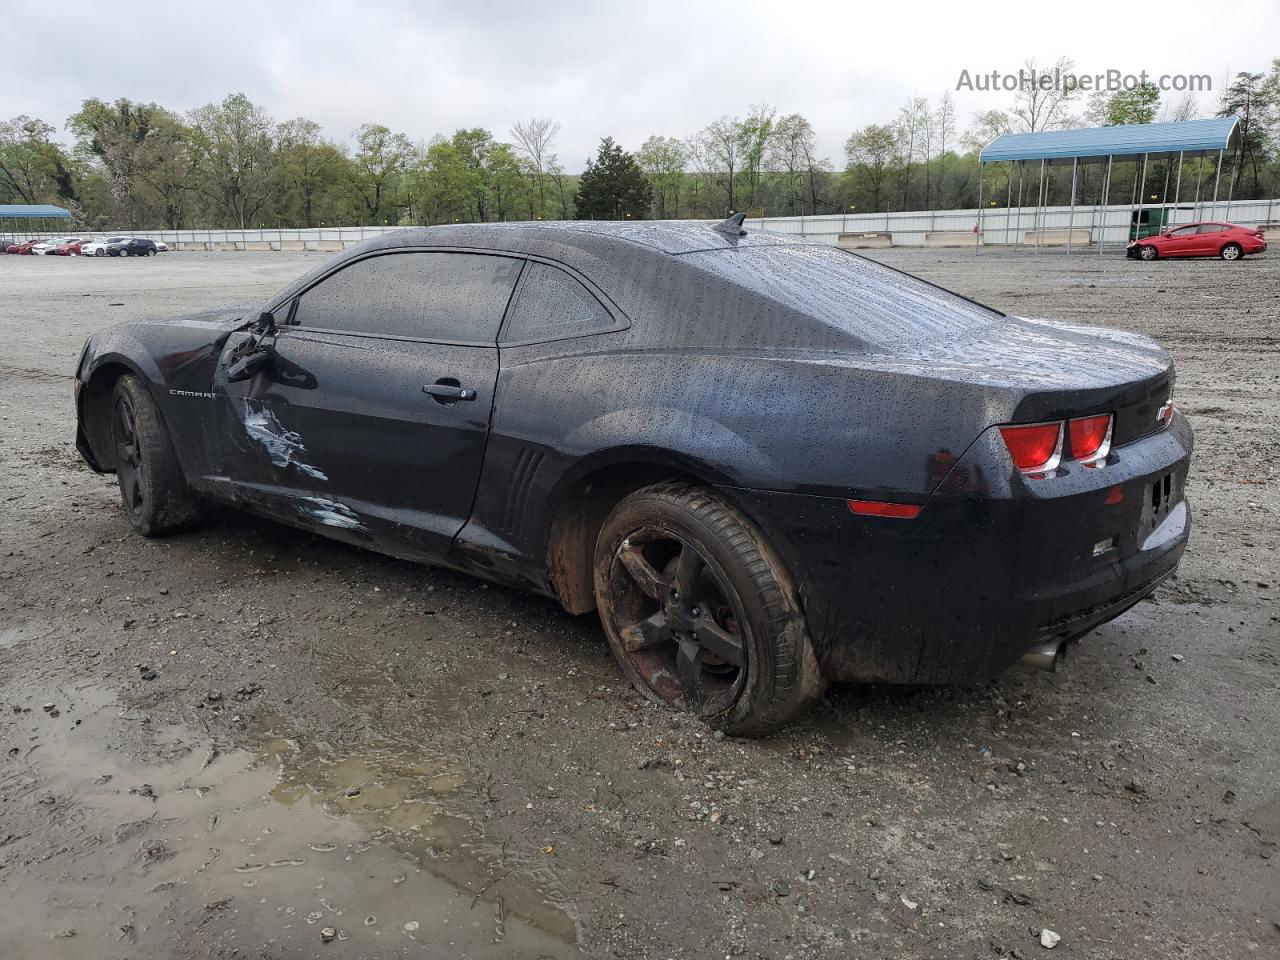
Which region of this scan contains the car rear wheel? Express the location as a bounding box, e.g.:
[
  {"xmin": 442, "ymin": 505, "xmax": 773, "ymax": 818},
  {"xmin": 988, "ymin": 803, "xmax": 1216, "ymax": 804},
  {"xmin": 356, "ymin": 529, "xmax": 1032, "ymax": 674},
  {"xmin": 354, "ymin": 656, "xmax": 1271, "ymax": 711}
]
[
  {"xmin": 111, "ymin": 375, "xmax": 203, "ymax": 536},
  {"xmin": 593, "ymin": 481, "xmax": 824, "ymax": 736},
  {"xmin": 1139, "ymin": 245, "xmax": 1158, "ymax": 261},
  {"xmin": 1221, "ymin": 243, "xmax": 1242, "ymax": 261},
  {"xmin": 95, "ymin": 248, "xmax": 105, "ymax": 257}
]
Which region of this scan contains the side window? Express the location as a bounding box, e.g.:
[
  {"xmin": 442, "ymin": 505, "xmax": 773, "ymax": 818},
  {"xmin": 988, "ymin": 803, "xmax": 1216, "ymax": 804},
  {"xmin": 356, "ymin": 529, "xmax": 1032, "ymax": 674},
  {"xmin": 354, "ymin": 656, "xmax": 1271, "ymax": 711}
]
[
  {"xmin": 1197, "ymin": 224, "xmax": 1225, "ymax": 234},
  {"xmin": 501, "ymin": 263, "xmax": 616, "ymax": 344},
  {"xmin": 293, "ymin": 252, "xmax": 522, "ymax": 342},
  {"xmin": 1170, "ymin": 226, "xmax": 1197, "ymax": 237}
]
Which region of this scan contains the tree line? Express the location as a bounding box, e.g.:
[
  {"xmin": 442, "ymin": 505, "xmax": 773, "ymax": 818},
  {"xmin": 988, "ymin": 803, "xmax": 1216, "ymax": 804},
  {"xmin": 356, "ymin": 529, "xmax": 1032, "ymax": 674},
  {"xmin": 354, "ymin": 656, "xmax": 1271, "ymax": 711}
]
[{"xmin": 2, "ymin": 56, "xmax": 1278, "ymax": 232}]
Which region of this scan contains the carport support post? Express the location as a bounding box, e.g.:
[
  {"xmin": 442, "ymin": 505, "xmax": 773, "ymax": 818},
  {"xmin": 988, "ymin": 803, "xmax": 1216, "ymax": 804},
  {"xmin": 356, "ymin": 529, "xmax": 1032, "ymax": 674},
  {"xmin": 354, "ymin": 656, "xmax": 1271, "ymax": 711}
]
[
  {"xmin": 1099, "ymin": 155, "xmax": 1113, "ymax": 256},
  {"xmin": 1029, "ymin": 160, "xmax": 1039, "ymax": 253},
  {"xmin": 1067, "ymin": 157, "xmax": 1078, "ymax": 254},
  {"xmin": 1211, "ymin": 148, "xmax": 1223, "ymax": 220},
  {"xmin": 1015, "ymin": 162, "xmax": 1025, "ymax": 249},
  {"xmin": 1005, "ymin": 162, "xmax": 1013, "ymax": 245},
  {"xmin": 975, "ymin": 162, "xmax": 984, "ymax": 252},
  {"xmin": 1224, "ymin": 152, "xmax": 1236, "ymax": 221},
  {"xmin": 1173, "ymin": 151, "xmax": 1184, "ymax": 222},
  {"xmin": 1193, "ymin": 156, "xmax": 1204, "ymax": 221}
]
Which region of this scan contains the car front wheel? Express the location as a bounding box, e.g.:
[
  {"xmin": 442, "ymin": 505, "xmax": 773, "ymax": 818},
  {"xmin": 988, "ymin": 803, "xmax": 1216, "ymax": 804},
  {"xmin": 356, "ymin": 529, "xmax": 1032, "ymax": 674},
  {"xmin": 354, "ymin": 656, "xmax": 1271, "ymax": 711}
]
[
  {"xmin": 1139, "ymin": 245, "xmax": 1158, "ymax": 261},
  {"xmin": 1221, "ymin": 243, "xmax": 1242, "ymax": 261},
  {"xmin": 593, "ymin": 481, "xmax": 825, "ymax": 736},
  {"xmin": 110, "ymin": 375, "xmax": 204, "ymax": 536}
]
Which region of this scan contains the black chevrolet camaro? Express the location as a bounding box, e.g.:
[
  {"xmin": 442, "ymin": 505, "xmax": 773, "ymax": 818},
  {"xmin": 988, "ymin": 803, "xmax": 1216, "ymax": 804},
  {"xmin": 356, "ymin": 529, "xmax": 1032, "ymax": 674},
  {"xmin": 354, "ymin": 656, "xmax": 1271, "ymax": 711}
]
[{"xmin": 74, "ymin": 217, "xmax": 1193, "ymax": 734}]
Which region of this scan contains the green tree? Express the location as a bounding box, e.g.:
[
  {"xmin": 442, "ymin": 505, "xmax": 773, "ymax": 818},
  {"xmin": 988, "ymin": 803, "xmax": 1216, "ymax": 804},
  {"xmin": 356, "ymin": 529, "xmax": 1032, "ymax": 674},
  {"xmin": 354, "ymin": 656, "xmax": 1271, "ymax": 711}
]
[
  {"xmin": 134, "ymin": 111, "xmax": 199, "ymax": 229},
  {"xmin": 1098, "ymin": 82, "xmax": 1161, "ymax": 126},
  {"xmin": 1218, "ymin": 71, "xmax": 1273, "ymax": 194},
  {"xmin": 68, "ymin": 98, "xmax": 166, "ymax": 226},
  {"xmin": 574, "ymin": 137, "xmax": 652, "ymax": 220},
  {"xmin": 638, "ymin": 135, "xmax": 686, "ymax": 218},
  {"xmin": 844, "ymin": 124, "xmax": 898, "ymax": 212},
  {"xmin": 351, "ymin": 123, "xmax": 414, "ymax": 224},
  {"xmin": 0, "ymin": 116, "xmax": 72, "ymax": 205},
  {"xmin": 277, "ymin": 118, "xmax": 346, "ymax": 228},
  {"xmin": 188, "ymin": 93, "xmax": 277, "ymax": 228}
]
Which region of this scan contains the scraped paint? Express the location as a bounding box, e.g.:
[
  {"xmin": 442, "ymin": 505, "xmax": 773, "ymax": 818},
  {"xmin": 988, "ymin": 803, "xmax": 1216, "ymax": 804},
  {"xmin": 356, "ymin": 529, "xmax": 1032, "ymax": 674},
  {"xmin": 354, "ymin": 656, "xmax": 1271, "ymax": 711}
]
[
  {"xmin": 242, "ymin": 400, "xmax": 328, "ymax": 481},
  {"xmin": 297, "ymin": 497, "xmax": 366, "ymax": 532}
]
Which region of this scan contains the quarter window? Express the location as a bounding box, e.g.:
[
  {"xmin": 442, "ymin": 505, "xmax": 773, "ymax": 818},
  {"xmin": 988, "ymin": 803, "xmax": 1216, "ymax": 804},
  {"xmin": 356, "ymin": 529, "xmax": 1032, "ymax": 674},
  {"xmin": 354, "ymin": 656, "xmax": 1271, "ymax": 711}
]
[
  {"xmin": 293, "ymin": 252, "xmax": 523, "ymax": 342},
  {"xmin": 501, "ymin": 263, "xmax": 615, "ymax": 343}
]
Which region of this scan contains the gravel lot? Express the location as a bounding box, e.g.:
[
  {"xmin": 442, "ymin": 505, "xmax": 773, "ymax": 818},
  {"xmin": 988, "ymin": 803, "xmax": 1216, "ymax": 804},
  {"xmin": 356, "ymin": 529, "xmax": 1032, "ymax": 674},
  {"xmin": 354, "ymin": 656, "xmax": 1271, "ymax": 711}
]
[{"xmin": 1, "ymin": 247, "xmax": 1277, "ymax": 959}]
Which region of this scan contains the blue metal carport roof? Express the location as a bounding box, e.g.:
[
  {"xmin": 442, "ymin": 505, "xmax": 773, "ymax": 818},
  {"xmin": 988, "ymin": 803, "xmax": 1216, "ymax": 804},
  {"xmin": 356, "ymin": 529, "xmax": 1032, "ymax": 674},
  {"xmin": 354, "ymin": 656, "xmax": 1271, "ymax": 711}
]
[
  {"xmin": 980, "ymin": 116, "xmax": 1240, "ymax": 163},
  {"xmin": 0, "ymin": 203, "xmax": 72, "ymax": 218}
]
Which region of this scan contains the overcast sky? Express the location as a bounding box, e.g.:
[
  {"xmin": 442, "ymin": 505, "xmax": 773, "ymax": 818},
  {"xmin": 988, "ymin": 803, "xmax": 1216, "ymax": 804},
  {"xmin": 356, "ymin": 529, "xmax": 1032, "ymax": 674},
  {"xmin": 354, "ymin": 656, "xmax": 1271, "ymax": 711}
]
[{"xmin": 3, "ymin": 0, "xmax": 1277, "ymax": 170}]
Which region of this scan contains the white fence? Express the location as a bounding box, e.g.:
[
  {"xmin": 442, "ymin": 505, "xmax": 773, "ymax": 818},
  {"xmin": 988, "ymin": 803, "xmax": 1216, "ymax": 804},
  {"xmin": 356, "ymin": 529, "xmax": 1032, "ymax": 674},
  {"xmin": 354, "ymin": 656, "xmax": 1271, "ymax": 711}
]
[{"xmin": 3, "ymin": 198, "xmax": 1277, "ymax": 252}]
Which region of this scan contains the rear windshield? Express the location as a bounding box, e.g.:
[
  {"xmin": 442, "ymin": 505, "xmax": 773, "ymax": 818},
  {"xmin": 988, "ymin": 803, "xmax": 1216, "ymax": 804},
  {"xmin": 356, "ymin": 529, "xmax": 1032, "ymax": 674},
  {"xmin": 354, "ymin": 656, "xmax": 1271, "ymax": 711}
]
[{"xmin": 683, "ymin": 244, "xmax": 1002, "ymax": 349}]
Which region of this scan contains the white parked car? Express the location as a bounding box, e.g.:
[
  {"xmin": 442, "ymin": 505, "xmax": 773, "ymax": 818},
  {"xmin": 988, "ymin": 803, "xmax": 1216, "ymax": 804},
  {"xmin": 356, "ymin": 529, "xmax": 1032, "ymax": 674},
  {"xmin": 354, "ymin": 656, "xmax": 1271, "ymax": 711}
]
[
  {"xmin": 151, "ymin": 239, "xmax": 168, "ymax": 252},
  {"xmin": 81, "ymin": 236, "xmax": 132, "ymax": 257},
  {"xmin": 31, "ymin": 237, "xmax": 69, "ymax": 255}
]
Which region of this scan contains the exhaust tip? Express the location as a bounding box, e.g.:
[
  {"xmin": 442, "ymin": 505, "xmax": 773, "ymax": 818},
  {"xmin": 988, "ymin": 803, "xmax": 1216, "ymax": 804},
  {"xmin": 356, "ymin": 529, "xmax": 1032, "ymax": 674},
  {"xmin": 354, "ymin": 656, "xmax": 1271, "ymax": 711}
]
[{"xmin": 1021, "ymin": 640, "xmax": 1066, "ymax": 672}]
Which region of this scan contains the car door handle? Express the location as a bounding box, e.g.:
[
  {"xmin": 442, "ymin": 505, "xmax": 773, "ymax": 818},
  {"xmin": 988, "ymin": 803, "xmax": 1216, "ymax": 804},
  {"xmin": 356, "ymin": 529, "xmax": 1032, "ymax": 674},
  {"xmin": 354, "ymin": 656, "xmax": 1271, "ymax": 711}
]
[{"xmin": 423, "ymin": 381, "xmax": 477, "ymax": 402}]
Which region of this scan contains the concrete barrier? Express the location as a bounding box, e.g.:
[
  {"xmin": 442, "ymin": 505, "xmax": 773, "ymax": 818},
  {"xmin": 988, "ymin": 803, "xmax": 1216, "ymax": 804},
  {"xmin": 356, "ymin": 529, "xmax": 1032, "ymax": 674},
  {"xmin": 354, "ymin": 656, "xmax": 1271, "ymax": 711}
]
[
  {"xmin": 1261, "ymin": 224, "xmax": 1280, "ymax": 243},
  {"xmin": 1023, "ymin": 228, "xmax": 1092, "ymax": 247},
  {"xmin": 924, "ymin": 231, "xmax": 982, "ymax": 247},
  {"xmin": 837, "ymin": 232, "xmax": 892, "ymax": 249},
  {"xmin": 305, "ymin": 240, "xmax": 344, "ymax": 252},
  {"xmin": 175, "ymin": 241, "xmax": 209, "ymax": 251},
  {"xmin": 279, "ymin": 240, "xmax": 307, "ymax": 251},
  {"xmin": 242, "ymin": 241, "xmax": 273, "ymax": 251}
]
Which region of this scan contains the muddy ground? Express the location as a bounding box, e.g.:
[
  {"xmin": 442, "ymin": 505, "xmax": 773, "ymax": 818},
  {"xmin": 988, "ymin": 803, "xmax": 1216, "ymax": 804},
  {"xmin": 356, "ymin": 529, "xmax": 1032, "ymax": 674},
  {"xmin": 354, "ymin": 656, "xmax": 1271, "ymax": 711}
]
[{"xmin": 1, "ymin": 247, "xmax": 1277, "ymax": 960}]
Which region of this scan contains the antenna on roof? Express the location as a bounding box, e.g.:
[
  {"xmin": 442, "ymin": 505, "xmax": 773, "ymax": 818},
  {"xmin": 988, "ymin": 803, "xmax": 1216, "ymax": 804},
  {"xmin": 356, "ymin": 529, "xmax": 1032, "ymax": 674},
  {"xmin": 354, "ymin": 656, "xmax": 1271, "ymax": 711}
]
[{"xmin": 712, "ymin": 212, "xmax": 747, "ymax": 237}]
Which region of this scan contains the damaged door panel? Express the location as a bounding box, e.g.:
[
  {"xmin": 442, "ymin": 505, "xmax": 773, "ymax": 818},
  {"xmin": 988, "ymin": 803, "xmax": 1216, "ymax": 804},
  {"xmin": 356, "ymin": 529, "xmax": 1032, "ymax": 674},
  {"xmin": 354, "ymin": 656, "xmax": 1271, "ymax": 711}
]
[{"xmin": 214, "ymin": 250, "xmax": 521, "ymax": 556}]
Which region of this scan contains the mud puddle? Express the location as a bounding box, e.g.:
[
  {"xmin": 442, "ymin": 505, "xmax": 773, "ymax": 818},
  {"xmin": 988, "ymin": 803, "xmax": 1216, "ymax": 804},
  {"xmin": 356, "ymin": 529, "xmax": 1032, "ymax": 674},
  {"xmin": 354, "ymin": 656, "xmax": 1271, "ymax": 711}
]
[{"xmin": 0, "ymin": 679, "xmax": 576, "ymax": 957}]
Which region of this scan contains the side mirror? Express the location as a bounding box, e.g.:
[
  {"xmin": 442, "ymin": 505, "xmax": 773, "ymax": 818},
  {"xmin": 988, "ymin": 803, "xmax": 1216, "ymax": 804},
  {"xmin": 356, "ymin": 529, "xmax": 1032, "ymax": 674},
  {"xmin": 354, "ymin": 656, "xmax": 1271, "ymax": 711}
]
[
  {"xmin": 254, "ymin": 310, "xmax": 277, "ymax": 335},
  {"xmin": 226, "ymin": 347, "xmax": 272, "ymax": 382}
]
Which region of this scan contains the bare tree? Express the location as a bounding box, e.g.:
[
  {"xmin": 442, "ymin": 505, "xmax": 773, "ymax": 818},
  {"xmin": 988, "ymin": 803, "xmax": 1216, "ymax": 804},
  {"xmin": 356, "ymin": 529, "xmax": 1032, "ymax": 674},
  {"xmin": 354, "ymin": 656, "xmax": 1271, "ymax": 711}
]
[
  {"xmin": 769, "ymin": 114, "xmax": 817, "ymax": 215},
  {"xmin": 698, "ymin": 117, "xmax": 742, "ymax": 214},
  {"xmin": 510, "ymin": 117, "xmax": 560, "ymax": 217},
  {"xmin": 1011, "ymin": 57, "xmax": 1080, "ymax": 132},
  {"xmin": 895, "ymin": 97, "xmax": 927, "ymax": 209},
  {"xmin": 737, "ymin": 104, "xmax": 776, "ymax": 211}
]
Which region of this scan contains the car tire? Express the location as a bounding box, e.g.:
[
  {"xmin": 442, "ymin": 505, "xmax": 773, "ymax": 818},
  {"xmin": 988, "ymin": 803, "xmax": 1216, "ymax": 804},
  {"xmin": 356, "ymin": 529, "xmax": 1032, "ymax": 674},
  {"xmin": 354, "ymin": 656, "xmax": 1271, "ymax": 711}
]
[
  {"xmin": 95, "ymin": 248, "xmax": 105, "ymax": 257},
  {"xmin": 110, "ymin": 375, "xmax": 204, "ymax": 537},
  {"xmin": 593, "ymin": 481, "xmax": 825, "ymax": 736},
  {"xmin": 1220, "ymin": 243, "xmax": 1242, "ymax": 261},
  {"xmin": 1139, "ymin": 245, "xmax": 1158, "ymax": 261}
]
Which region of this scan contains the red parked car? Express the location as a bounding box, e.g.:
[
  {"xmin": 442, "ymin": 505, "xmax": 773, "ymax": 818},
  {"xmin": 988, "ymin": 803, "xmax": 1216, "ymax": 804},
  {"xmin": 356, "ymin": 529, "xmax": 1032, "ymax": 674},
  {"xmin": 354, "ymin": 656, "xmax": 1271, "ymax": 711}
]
[
  {"xmin": 5, "ymin": 239, "xmax": 42, "ymax": 255},
  {"xmin": 54, "ymin": 238, "xmax": 87, "ymax": 256},
  {"xmin": 1128, "ymin": 221, "xmax": 1267, "ymax": 261}
]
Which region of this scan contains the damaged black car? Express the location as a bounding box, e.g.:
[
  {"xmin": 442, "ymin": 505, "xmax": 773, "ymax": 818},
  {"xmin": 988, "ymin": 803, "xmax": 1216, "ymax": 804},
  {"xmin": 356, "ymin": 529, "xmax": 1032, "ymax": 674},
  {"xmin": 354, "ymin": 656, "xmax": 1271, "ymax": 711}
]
[{"xmin": 74, "ymin": 217, "xmax": 1193, "ymax": 735}]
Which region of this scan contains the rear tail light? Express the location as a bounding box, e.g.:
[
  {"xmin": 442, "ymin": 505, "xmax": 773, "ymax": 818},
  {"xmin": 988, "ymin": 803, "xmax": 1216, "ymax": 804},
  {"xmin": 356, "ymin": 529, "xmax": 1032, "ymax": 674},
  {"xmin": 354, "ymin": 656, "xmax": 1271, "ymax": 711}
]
[
  {"xmin": 1068, "ymin": 414, "xmax": 1112, "ymax": 466},
  {"xmin": 999, "ymin": 422, "xmax": 1063, "ymax": 476}
]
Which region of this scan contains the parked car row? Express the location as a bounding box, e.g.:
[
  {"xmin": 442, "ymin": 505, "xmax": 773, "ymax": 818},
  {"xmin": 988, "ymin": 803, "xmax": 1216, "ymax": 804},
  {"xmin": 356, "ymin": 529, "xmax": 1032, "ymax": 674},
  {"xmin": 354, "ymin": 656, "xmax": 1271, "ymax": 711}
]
[{"xmin": 2, "ymin": 236, "xmax": 166, "ymax": 256}]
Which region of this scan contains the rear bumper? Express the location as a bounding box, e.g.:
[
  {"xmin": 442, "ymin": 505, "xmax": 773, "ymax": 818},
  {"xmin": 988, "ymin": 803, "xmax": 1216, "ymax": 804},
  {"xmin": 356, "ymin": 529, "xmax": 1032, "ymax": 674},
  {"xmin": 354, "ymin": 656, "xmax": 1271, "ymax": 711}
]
[{"xmin": 724, "ymin": 413, "xmax": 1193, "ymax": 685}]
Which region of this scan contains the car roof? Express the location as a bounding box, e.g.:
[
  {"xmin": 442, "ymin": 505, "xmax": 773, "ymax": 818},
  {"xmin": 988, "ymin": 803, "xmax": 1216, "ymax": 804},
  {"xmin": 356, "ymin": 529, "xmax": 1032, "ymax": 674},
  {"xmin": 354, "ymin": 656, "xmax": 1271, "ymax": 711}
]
[{"xmin": 371, "ymin": 220, "xmax": 803, "ymax": 256}]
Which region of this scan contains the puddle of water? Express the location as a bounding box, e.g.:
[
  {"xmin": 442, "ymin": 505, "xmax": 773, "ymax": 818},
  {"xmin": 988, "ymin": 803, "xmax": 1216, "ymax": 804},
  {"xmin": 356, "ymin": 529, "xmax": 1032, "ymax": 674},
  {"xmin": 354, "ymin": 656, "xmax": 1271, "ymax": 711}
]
[{"xmin": 0, "ymin": 680, "xmax": 577, "ymax": 958}]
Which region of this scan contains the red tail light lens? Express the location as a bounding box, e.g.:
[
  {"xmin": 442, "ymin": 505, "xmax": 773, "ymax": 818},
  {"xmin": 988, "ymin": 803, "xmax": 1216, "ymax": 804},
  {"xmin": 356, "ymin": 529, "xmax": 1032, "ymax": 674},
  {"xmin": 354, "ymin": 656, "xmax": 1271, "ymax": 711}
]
[
  {"xmin": 999, "ymin": 422, "xmax": 1063, "ymax": 475},
  {"xmin": 847, "ymin": 499, "xmax": 922, "ymax": 519},
  {"xmin": 1068, "ymin": 414, "xmax": 1112, "ymax": 466}
]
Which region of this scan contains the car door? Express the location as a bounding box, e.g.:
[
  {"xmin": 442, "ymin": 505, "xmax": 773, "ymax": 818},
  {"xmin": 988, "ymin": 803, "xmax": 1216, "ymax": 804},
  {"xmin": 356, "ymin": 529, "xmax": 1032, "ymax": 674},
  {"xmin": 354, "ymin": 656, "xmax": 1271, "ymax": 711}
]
[
  {"xmin": 1159, "ymin": 225, "xmax": 1200, "ymax": 256},
  {"xmin": 215, "ymin": 250, "xmax": 524, "ymax": 560},
  {"xmin": 1194, "ymin": 223, "xmax": 1227, "ymax": 255}
]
